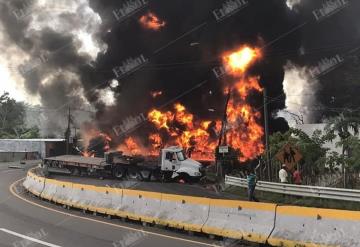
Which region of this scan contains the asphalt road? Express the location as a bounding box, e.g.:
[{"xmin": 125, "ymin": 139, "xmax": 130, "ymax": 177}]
[{"xmin": 0, "ymin": 161, "xmax": 255, "ymax": 247}]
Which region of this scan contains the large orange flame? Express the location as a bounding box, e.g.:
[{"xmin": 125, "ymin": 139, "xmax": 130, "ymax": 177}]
[
  {"xmin": 223, "ymin": 45, "xmax": 262, "ymax": 75},
  {"xmin": 221, "ymin": 46, "xmax": 265, "ymax": 161},
  {"xmin": 83, "ymin": 45, "xmax": 264, "ymax": 163},
  {"xmin": 117, "ymin": 45, "xmax": 264, "ymax": 162},
  {"xmin": 116, "ymin": 137, "xmax": 144, "ymax": 156},
  {"xmin": 148, "ymin": 109, "xmax": 174, "ymax": 129}
]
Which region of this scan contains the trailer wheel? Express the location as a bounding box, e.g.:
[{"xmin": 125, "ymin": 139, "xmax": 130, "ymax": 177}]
[
  {"xmin": 127, "ymin": 168, "xmax": 143, "ymax": 181},
  {"xmin": 113, "ymin": 167, "xmax": 125, "ymax": 179},
  {"xmin": 160, "ymin": 171, "xmax": 172, "ymax": 182},
  {"xmin": 70, "ymin": 167, "xmax": 80, "ymax": 176},
  {"xmin": 51, "ymin": 161, "xmax": 59, "ymax": 168}
]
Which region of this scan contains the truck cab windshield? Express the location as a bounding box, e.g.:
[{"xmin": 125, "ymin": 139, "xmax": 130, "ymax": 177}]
[{"xmin": 176, "ymin": 151, "xmax": 187, "ymax": 161}]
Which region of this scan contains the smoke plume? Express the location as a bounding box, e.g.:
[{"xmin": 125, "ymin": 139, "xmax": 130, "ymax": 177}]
[{"xmin": 0, "ymin": 0, "xmax": 359, "ymax": 142}]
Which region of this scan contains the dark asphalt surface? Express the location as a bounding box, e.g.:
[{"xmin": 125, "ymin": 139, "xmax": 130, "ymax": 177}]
[{"xmin": 0, "ymin": 161, "xmax": 255, "ymax": 247}]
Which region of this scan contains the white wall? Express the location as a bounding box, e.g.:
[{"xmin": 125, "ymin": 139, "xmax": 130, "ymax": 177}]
[{"xmin": 0, "ymin": 139, "xmax": 63, "ymax": 158}]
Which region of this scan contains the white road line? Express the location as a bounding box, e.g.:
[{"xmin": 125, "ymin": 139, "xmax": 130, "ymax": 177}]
[{"xmin": 0, "ymin": 228, "xmax": 62, "ymax": 247}]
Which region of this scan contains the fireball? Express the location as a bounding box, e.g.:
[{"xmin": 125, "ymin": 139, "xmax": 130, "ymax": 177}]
[{"xmin": 223, "ymin": 46, "xmax": 262, "ymax": 75}]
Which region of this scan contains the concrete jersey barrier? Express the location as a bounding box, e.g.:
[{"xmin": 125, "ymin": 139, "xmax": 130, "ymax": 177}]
[
  {"xmin": 22, "ymin": 169, "xmax": 360, "ymax": 246},
  {"xmin": 69, "ymin": 183, "xmax": 113, "ymax": 214},
  {"xmin": 158, "ymin": 194, "xmax": 210, "ymax": 232},
  {"xmin": 51, "ymin": 180, "xmax": 73, "ymax": 206},
  {"xmin": 119, "ymin": 189, "xmax": 162, "ymax": 223},
  {"xmin": 202, "ymin": 199, "xmax": 276, "ymax": 244},
  {"xmin": 23, "ymin": 170, "xmax": 45, "ymax": 197},
  {"xmin": 268, "ymin": 205, "xmax": 360, "ymax": 247},
  {"xmin": 22, "ymin": 171, "xmax": 33, "ymax": 192},
  {"xmin": 41, "ymin": 178, "xmax": 59, "ymax": 201},
  {"xmin": 106, "ymin": 187, "xmax": 123, "ymax": 217}
]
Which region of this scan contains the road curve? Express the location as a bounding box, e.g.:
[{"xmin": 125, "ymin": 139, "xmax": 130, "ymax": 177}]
[{"xmin": 0, "ymin": 161, "xmax": 244, "ymax": 247}]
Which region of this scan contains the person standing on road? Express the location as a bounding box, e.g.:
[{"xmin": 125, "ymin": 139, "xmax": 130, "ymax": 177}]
[
  {"xmin": 247, "ymin": 169, "xmax": 259, "ymax": 202},
  {"xmin": 279, "ymin": 164, "xmax": 288, "ymax": 183}
]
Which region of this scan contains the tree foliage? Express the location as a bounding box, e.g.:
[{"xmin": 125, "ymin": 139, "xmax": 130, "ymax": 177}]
[
  {"xmin": 0, "ymin": 92, "xmax": 40, "ymax": 138},
  {"xmin": 268, "ymin": 128, "xmax": 329, "ymax": 176},
  {"xmin": 325, "ymin": 111, "xmax": 360, "ymax": 171},
  {"xmin": 336, "ymin": 136, "xmax": 360, "ymax": 170},
  {"xmin": 325, "ymin": 111, "xmax": 360, "ymax": 143}
]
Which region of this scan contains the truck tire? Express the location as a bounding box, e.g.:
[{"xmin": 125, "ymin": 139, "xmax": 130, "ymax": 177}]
[
  {"xmin": 179, "ymin": 173, "xmax": 191, "ymax": 184},
  {"xmin": 127, "ymin": 168, "xmax": 143, "ymax": 181},
  {"xmin": 139, "ymin": 170, "xmax": 151, "ymax": 181},
  {"xmin": 113, "ymin": 167, "xmax": 126, "ymax": 179},
  {"xmin": 160, "ymin": 171, "xmax": 173, "ymax": 182},
  {"xmin": 70, "ymin": 167, "xmax": 80, "ymax": 176},
  {"xmin": 51, "ymin": 161, "xmax": 59, "ymax": 168}
]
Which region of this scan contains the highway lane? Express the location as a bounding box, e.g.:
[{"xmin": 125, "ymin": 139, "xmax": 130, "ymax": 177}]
[{"xmin": 0, "ymin": 162, "xmax": 255, "ymax": 247}]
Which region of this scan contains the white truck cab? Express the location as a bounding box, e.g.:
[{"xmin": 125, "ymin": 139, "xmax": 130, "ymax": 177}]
[{"xmin": 160, "ymin": 146, "xmax": 203, "ymax": 180}]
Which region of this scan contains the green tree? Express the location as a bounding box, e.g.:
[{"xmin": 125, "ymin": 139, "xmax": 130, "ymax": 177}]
[
  {"xmin": 267, "ymin": 128, "xmax": 329, "ymax": 183},
  {"xmin": 325, "ymin": 110, "xmax": 359, "ymax": 141},
  {"xmin": 324, "ymin": 111, "xmax": 360, "ymax": 188},
  {"xmin": 336, "ymin": 136, "xmax": 360, "ymax": 170},
  {"xmin": 325, "ymin": 111, "xmax": 360, "ymax": 168},
  {"xmin": 0, "ymin": 92, "xmax": 25, "ymax": 134},
  {"xmin": 0, "ymin": 92, "xmax": 40, "ymax": 138}
]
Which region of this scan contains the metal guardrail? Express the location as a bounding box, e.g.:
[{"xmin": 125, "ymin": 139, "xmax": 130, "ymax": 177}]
[{"xmin": 225, "ymin": 175, "xmax": 360, "ymax": 202}]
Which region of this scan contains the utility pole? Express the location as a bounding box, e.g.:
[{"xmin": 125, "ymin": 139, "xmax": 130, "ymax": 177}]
[
  {"xmin": 218, "ymin": 91, "xmax": 231, "ymax": 147},
  {"xmin": 216, "ymin": 90, "xmax": 232, "ymax": 179},
  {"xmin": 65, "ymin": 107, "xmax": 71, "ymax": 155},
  {"xmin": 263, "ymin": 88, "xmax": 271, "ymax": 181}
]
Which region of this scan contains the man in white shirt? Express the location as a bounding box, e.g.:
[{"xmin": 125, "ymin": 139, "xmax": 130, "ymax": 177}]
[{"xmin": 279, "ymin": 164, "xmax": 288, "ymax": 183}]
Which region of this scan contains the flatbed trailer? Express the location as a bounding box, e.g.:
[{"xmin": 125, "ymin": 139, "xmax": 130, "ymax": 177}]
[
  {"xmin": 43, "ymin": 147, "xmax": 205, "ymax": 182},
  {"xmin": 45, "ymin": 155, "xmax": 107, "ymax": 169}
]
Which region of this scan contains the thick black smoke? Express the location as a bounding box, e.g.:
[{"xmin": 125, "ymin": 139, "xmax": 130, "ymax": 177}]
[
  {"xmin": 2, "ymin": 0, "xmax": 358, "ymax": 140},
  {"xmin": 0, "ymin": 0, "xmax": 99, "ymax": 136},
  {"xmin": 87, "ymin": 0, "xmax": 304, "ymax": 139}
]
